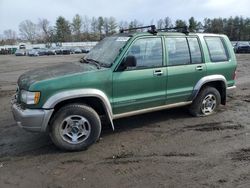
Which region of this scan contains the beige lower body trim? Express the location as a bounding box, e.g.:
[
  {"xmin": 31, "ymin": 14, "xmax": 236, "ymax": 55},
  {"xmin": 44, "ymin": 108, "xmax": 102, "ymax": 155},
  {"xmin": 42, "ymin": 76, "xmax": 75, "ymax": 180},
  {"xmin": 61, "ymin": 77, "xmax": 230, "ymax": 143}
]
[{"xmin": 113, "ymin": 101, "xmax": 192, "ymax": 119}]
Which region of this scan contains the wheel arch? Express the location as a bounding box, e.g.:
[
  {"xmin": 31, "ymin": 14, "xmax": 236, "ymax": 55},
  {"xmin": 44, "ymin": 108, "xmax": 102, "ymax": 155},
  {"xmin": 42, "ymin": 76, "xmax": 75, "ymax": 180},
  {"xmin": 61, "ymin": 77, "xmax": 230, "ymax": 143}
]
[
  {"xmin": 190, "ymin": 75, "xmax": 227, "ymax": 105},
  {"xmin": 43, "ymin": 89, "xmax": 114, "ymax": 131}
]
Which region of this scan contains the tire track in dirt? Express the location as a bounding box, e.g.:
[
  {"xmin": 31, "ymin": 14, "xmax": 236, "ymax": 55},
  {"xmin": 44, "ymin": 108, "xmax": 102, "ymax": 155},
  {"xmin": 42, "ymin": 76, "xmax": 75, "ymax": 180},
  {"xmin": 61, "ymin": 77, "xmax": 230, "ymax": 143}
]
[
  {"xmin": 103, "ymin": 151, "xmax": 196, "ymax": 165},
  {"xmin": 184, "ymin": 121, "xmax": 244, "ymax": 132}
]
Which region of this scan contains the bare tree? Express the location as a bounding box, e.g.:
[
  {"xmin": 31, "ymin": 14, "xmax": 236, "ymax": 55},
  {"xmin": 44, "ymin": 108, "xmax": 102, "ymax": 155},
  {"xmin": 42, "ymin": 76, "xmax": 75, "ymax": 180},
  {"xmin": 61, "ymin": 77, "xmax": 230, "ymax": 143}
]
[
  {"xmin": 108, "ymin": 17, "xmax": 117, "ymax": 35},
  {"xmin": 90, "ymin": 17, "xmax": 98, "ymax": 34},
  {"xmin": 3, "ymin": 29, "xmax": 17, "ymax": 44},
  {"xmin": 19, "ymin": 20, "xmax": 38, "ymax": 42},
  {"xmin": 128, "ymin": 19, "xmax": 142, "ymax": 29},
  {"xmin": 104, "ymin": 17, "xmax": 117, "ymax": 36},
  {"xmin": 72, "ymin": 14, "xmax": 82, "ymax": 41},
  {"xmin": 38, "ymin": 18, "xmax": 52, "ymax": 43},
  {"xmin": 103, "ymin": 17, "xmax": 109, "ymax": 35},
  {"xmin": 164, "ymin": 17, "xmax": 172, "ymax": 28},
  {"xmin": 89, "ymin": 17, "xmax": 99, "ymax": 40},
  {"xmin": 157, "ymin": 19, "xmax": 164, "ymax": 29},
  {"xmin": 81, "ymin": 15, "xmax": 91, "ymax": 40},
  {"xmin": 119, "ymin": 21, "xmax": 129, "ymax": 29},
  {"xmin": 82, "ymin": 15, "xmax": 90, "ymax": 33}
]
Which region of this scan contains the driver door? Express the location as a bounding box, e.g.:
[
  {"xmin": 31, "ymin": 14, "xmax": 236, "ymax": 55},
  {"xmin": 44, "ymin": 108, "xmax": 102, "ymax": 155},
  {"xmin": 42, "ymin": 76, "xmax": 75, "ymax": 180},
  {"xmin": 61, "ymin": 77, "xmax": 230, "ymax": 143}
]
[{"xmin": 112, "ymin": 37, "xmax": 167, "ymax": 115}]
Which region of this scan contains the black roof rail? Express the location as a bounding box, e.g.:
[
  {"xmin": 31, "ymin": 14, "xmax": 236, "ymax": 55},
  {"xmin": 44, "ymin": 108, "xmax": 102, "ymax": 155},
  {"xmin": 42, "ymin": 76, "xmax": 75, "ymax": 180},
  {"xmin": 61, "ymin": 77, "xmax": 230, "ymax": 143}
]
[
  {"xmin": 157, "ymin": 26, "xmax": 190, "ymax": 35},
  {"xmin": 120, "ymin": 25, "xmax": 157, "ymax": 34}
]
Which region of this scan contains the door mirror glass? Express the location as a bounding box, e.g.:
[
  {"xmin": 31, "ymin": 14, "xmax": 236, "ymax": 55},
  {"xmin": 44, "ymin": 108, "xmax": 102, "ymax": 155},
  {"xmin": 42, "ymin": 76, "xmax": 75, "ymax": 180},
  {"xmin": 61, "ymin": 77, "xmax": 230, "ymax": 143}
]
[{"xmin": 118, "ymin": 55, "xmax": 137, "ymax": 71}]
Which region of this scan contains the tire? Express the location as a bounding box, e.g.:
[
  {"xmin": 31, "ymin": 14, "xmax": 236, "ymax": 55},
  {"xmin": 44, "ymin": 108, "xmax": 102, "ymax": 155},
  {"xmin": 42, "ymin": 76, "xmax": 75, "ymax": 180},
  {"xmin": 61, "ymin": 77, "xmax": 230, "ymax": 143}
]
[
  {"xmin": 189, "ymin": 86, "xmax": 221, "ymax": 117},
  {"xmin": 50, "ymin": 104, "xmax": 101, "ymax": 151}
]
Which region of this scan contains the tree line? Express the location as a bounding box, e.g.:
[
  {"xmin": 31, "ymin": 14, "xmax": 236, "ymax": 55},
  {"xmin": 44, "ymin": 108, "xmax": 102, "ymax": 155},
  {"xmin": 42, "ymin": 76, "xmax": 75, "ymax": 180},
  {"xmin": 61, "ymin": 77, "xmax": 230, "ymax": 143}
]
[{"xmin": 1, "ymin": 15, "xmax": 250, "ymax": 45}]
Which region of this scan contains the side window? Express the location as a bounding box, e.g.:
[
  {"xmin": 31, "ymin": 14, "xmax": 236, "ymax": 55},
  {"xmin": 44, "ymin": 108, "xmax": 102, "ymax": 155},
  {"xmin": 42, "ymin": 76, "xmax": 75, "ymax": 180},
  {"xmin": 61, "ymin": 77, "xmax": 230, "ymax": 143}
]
[
  {"xmin": 166, "ymin": 37, "xmax": 190, "ymax": 66},
  {"xmin": 126, "ymin": 37, "xmax": 163, "ymax": 69},
  {"xmin": 205, "ymin": 37, "xmax": 229, "ymax": 62},
  {"xmin": 187, "ymin": 38, "xmax": 203, "ymax": 64}
]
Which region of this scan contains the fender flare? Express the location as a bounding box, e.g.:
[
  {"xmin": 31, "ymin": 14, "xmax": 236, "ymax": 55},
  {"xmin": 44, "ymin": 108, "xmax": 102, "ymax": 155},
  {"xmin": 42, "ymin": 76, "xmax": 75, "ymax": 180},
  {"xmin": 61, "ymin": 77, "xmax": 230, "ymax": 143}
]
[
  {"xmin": 43, "ymin": 89, "xmax": 114, "ymax": 130},
  {"xmin": 190, "ymin": 75, "xmax": 227, "ymax": 101}
]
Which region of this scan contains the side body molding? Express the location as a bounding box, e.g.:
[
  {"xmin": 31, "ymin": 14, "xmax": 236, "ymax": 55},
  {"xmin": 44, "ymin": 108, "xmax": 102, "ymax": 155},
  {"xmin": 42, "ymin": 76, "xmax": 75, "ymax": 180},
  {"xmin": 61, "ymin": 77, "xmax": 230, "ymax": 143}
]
[
  {"xmin": 43, "ymin": 89, "xmax": 114, "ymax": 130},
  {"xmin": 190, "ymin": 75, "xmax": 227, "ymax": 101}
]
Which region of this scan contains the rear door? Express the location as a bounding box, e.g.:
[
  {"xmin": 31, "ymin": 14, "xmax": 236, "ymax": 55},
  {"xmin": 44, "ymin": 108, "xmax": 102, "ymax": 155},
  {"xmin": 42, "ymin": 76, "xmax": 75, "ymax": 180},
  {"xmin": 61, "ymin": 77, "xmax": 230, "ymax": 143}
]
[
  {"xmin": 166, "ymin": 36, "xmax": 207, "ymax": 104},
  {"xmin": 204, "ymin": 36, "xmax": 236, "ymax": 86}
]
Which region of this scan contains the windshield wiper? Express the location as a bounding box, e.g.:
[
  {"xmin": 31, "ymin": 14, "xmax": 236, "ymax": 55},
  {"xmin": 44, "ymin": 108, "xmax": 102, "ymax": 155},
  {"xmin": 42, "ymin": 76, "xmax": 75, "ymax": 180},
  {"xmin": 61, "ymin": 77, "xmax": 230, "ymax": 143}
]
[{"xmin": 80, "ymin": 58, "xmax": 101, "ymax": 69}]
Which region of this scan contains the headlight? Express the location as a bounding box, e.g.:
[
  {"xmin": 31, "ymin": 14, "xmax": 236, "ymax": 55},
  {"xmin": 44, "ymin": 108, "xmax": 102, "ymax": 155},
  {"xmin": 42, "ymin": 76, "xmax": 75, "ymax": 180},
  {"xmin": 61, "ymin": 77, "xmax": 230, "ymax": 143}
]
[{"xmin": 20, "ymin": 90, "xmax": 40, "ymax": 104}]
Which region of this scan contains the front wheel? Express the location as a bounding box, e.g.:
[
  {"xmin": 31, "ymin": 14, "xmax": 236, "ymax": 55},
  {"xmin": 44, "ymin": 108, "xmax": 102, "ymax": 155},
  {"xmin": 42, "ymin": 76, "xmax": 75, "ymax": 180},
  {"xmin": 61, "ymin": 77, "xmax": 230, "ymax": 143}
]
[
  {"xmin": 50, "ymin": 104, "xmax": 101, "ymax": 151},
  {"xmin": 189, "ymin": 87, "xmax": 221, "ymax": 117}
]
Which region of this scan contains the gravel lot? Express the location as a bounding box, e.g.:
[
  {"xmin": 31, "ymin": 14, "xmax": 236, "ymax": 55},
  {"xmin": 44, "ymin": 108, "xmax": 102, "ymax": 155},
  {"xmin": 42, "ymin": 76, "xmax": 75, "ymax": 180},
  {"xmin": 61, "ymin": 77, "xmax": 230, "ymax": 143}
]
[{"xmin": 0, "ymin": 54, "xmax": 250, "ymax": 188}]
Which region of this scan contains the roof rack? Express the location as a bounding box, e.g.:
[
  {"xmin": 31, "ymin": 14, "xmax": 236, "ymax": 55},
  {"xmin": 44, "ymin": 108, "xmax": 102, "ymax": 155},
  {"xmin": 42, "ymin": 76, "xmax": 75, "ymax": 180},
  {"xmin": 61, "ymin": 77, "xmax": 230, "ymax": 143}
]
[
  {"xmin": 120, "ymin": 25, "xmax": 157, "ymax": 34},
  {"xmin": 119, "ymin": 25, "xmax": 190, "ymax": 35},
  {"xmin": 157, "ymin": 26, "xmax": 190, "ymax": 35}
]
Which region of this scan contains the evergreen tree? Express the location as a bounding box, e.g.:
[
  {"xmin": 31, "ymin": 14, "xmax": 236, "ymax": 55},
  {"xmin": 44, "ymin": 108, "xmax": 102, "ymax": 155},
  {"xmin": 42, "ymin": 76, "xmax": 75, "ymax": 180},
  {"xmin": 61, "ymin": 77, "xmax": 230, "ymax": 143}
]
[
  {"xmin": 175, "ymin": 19, "xmax": 187, "ymax": 32},
  {"xmin": 188, "ymin": 17, "xmax": 198, "ymax": 32},
  {"xmin": 55, "ymin": 16, "xmax": 71, "ymax": 42}
]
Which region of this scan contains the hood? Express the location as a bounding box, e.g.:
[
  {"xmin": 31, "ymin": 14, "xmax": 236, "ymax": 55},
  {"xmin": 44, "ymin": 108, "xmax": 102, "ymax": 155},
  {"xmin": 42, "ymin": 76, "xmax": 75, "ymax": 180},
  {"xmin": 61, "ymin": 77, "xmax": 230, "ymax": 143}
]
[{"xmin": 18, "ymin": 62, "xmax": 95, "ymax": 90}]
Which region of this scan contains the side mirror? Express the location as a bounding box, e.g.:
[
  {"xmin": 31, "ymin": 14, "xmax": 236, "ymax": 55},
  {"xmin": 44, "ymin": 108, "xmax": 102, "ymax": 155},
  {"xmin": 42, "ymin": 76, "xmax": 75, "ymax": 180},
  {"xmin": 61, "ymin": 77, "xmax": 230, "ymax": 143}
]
[{"xmin": 118, "ymin": 55, "xmax": 137, "ymax": 71}]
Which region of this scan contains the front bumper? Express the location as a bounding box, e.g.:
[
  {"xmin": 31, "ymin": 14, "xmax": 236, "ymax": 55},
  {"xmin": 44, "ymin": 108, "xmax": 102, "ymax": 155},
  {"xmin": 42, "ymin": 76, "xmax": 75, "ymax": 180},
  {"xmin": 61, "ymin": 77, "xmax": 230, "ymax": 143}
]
[{"xmin": 11, "ymin": 102, "xmax": 54, "ymax": 132}]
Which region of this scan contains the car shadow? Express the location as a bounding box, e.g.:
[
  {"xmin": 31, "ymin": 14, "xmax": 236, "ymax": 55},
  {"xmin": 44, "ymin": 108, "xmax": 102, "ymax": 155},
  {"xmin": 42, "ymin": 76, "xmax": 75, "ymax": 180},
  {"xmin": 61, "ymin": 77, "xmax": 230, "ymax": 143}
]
[
  {"xmin": 0, "ymin": 107, "xmax": 190, "ymax": 158},
  {"xmin": 102, "ymin": 107, "xmax": 190, "ymax": 135}
]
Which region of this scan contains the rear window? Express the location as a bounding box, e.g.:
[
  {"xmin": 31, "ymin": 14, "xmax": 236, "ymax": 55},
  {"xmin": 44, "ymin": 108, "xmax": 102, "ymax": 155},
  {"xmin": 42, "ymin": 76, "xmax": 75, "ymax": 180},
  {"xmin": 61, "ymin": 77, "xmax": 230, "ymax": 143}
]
[{"xmin": 205, "ymin": 37, "xmax": 229, "ymax": 62}]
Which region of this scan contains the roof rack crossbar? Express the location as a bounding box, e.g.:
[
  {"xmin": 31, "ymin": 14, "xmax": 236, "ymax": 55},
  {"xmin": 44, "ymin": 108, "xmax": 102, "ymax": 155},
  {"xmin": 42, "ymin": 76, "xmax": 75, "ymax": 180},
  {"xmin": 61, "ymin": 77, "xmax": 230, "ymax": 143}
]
[
  {"xmin": 120, "ymin": 25, "xmax": 157, "ymax": 34},
  {"xmin": 157, "ymin": 26, "xmax": 189, "ymax": 34}
]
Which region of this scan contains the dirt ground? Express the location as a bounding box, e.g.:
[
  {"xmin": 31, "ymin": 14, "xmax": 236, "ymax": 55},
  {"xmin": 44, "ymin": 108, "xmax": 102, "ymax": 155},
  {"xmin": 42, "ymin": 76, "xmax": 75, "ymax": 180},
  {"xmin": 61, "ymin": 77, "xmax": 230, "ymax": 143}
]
[{"xmin": 0, "ymin": 54, "xmax": 250, "ymax": 188}]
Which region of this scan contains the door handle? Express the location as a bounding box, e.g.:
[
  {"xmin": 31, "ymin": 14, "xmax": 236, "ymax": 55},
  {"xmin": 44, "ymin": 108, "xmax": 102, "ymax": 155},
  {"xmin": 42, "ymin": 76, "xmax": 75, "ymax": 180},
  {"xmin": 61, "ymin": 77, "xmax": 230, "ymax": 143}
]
[
  {"xmin": 196, "ymin": 65, "xmax": 203, "ymax": 71},
  {"xmin": 153, "ymin": 70, "xmax": 163, "ymax": 76}
]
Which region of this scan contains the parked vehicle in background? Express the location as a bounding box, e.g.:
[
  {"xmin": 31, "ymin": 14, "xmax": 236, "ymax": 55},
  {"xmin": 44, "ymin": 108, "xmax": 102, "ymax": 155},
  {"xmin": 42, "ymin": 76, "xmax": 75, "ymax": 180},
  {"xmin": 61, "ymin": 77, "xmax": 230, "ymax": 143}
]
[
  {"xmin": 37, "ymin": 48, "xmax": 48, "ymax": 56},
  {"xmin": 234, "ymin": 41, "xmax": 250, "ymax": 53},
  {"xmin": 47, "ymin": 48, "xmax": 57, "ymax": 55},
  {"xmin": 55, "ymin": 47, "xmax": 63, "ymax": 55},
  {"xmin": 19, "ymin": 44, "xmax": 26, "ymax": 50},
  {"xmin": 15, "ymin": 49, "xmax": 26, "ymax": 56},
  {"xmin": 28, "ymin": 49, "xmax": 39, "ymax": 56},
  {"xmin": 81, "ymin": 47, "xmax": 90, "ymax": 53},
  {"xmin": 12, "ymin": 25, "xmax": 237, "ymax": 151},
  {"xmin": 61, "ymin": 47, "xmax": 71, "ymax": 55},
  {"xmin": 15, "ymin": 46, "xmax": 93, "ymax": 57},
  {"xmin": 73, "ymin": 47, "xmax": 82, "ymax": 54}
]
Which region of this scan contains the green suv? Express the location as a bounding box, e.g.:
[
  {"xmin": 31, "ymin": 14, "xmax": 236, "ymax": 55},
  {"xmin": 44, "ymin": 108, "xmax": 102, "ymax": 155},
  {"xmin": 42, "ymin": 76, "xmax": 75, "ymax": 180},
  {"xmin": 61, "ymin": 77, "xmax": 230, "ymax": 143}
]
[{"xmin": 11, "ymin": 26, "xmax": 237, "ymax": 151}]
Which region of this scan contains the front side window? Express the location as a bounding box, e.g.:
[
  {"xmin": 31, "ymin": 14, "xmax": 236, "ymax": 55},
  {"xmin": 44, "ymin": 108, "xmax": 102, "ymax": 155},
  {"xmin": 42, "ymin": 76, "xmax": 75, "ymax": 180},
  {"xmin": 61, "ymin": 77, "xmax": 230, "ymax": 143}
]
[
  {"xmin": 125, "ymin": 37, "xmax": 163, "ymax": 69},
  {"xmin": 166, "ymin": 37, "xmax": 190, "ymax": 66},
  {"xmin": 205, "ymin": 37, "xmax": 229, "ymax": 62}
]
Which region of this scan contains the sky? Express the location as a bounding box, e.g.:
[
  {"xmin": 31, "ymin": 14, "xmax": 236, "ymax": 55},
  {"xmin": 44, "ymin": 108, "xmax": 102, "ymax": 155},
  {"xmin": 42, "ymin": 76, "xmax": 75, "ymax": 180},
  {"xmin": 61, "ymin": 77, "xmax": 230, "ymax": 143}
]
[{"xmin": 0, "ymin": 0, "xmax": 250, "ymax": 35}]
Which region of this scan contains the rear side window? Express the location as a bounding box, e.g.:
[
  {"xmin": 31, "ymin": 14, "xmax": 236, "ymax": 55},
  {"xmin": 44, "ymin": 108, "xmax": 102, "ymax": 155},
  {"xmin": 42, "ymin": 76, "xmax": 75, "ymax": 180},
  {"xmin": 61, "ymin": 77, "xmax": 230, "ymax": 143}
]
[
  {"xmin": 205, "ymin": 37, "xmax": 229, "ymax": 62},
  {"xmin": 188, "ymin": 38, "xmax": 203, "ymax": 64},
  {"xmin": 166, "ymin": 37, "xmax": 190, "ymax": 66}
]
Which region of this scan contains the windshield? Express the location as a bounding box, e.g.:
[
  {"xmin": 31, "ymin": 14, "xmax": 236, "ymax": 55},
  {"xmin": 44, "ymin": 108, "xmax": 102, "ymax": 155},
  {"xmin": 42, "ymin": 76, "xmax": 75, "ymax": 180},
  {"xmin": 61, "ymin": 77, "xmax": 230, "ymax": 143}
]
[{"xmin": 85, "ymin": 36, "xmax": 130, "ymax": 66}]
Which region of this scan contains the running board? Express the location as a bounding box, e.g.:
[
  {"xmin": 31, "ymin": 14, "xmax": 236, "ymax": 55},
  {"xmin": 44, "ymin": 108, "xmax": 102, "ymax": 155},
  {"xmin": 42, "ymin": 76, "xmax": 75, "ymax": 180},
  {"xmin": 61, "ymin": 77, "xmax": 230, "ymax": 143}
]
[{"xmin": 113, "ymin": 101, "xmax": 192, "ymax": 119}]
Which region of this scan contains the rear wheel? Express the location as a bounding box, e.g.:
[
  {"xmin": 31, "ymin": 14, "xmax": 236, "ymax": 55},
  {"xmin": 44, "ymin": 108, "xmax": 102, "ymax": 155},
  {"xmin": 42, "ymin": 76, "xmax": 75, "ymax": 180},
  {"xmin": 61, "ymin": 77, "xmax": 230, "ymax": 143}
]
[
  {"xmin": 50, "ymin": 104, "xmax": 101, "ymax": 151},
  {"xmin": 189, "ymin": 86, "xmax": 221, "ymax": 117}
]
